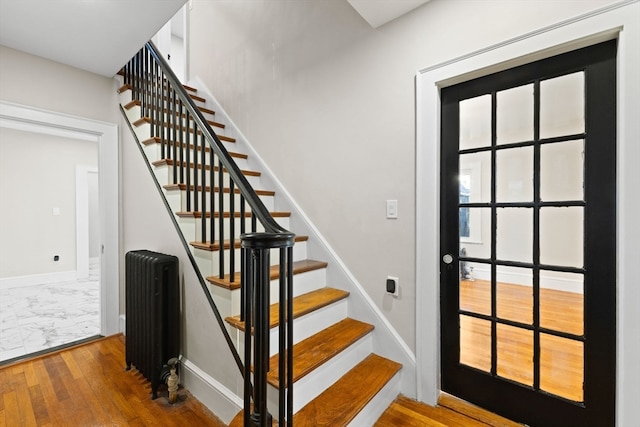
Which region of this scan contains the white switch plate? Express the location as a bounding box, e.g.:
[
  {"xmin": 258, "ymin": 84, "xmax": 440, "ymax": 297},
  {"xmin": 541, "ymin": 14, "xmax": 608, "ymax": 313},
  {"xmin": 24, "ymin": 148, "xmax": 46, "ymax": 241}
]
[
  {"xmin": 386, "ymin": 200, "xmax": 398, "ymax": 219},
  {"xmin": 52, "ymin": 207, "xmax": 61, "ymax": 216}
]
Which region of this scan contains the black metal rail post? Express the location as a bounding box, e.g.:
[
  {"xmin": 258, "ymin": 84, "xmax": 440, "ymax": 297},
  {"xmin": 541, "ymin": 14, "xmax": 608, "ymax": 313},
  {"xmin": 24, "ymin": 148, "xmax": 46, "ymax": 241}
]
[{"xmin": 242, "ymin": 233, "xmax": 295, "ymax": 427}]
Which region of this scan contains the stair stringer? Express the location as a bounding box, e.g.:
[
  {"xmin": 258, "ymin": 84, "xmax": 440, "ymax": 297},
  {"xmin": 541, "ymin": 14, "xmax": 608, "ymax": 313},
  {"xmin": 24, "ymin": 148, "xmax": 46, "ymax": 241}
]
[{"xmin": 188, "ymin": 75, "xmax": 418, "ymax": 398}]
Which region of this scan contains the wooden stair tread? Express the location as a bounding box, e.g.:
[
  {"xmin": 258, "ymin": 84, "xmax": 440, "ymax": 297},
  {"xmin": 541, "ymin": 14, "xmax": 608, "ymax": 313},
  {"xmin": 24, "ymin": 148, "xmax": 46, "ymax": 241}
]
[
  {"xmin": 293, "ymin": 354, "xmax": 401, "ymax": 426},
  {"xmin": 267, "ymin": 318, "xmax": 374, "ymax": 388},
  {"xmin": 225, "ymin": 287, "xmax": 348, "ymax": 329},
  {"xmin": 163, "ymin": 183, "xmax": 274, "ymax": 196},
  {"xmin": 191, "ymin": 235, "xmax": 307, "ymax": 252},
  {"xmin": 152, "ymin": 159, "xmax": 260, "ymax": 176},
  {"xmin": 183, "ymin": 84, "xmax": 197, "ymax": 93},
  {"xmin": 210, "ymin": 259, "xmax": 328, "ymax": 290}
]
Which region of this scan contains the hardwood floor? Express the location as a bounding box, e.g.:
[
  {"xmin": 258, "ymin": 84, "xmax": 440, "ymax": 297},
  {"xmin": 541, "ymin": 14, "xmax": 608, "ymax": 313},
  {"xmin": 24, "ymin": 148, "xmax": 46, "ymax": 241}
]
[
  {"xmin": 459, "ymin": 279, "xmax": 584, "ymax": 402},
  {"xmin": 0, "ymin": 334, "xmax": 226, "ymax": 427},
  {"xmin": 1, "ymin": 332, "xmax": 525, "ymax": 426}
]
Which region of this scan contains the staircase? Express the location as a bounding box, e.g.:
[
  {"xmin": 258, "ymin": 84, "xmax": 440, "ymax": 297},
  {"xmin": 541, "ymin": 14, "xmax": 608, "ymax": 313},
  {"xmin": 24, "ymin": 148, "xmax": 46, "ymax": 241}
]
[{"xmin": 118, "ymin": 43, "xmax": 402, "ymax": 426}]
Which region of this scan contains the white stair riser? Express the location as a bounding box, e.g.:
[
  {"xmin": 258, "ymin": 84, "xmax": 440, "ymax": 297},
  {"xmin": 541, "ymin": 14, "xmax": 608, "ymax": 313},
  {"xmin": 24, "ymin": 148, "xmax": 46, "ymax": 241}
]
[
  {"xmin": 120, "ymin": 90, "xmax": 132, "ymax": 107},
  {"xmin": 266, "ymin": 299, "xmax": 348, "ymax": 356},
  {"xmin": 153, "ymin": 164, "xmax": 261, "ymax": 188},
  {"xmin": 192, "ymin": 241, "xmax": 308, "ymax": 279},
  {"xmin": 267, "ymin": 333, "xmax": 374, "ymax": 415},
  {"xmin": 208, "ymin": 282, "xmax": 242, "ymax": 322},
  {"xmin": 164, "ymin": 190, "xmax": 274, "ymax": 214},
  {"xmin": 261, "ymin": 299, "xmax": 348, "ymax": 357},
  {"xmin": 216, "ymin": 267, "xmax": 328, "ymax": 319},
  {"xmin": 234, "ymin": 298, "xmax": 347, "ymax": 364},
  {"xmin": 347, "ymin": 371, "xmax": 401, "ymax": 427},
  {"xmin": 178, "ymin": 216, "xmax": 290, "ymax": 243}
]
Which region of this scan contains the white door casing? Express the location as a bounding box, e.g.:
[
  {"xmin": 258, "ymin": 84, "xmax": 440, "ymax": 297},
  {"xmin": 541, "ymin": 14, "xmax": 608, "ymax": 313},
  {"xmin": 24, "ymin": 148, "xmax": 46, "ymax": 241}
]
[
  {"xmin": 415, "ymin": 1, "xmax": 640, "ymax": 425},
  {"xmin": 0, "ymin": 101, "xmax": 120, "ymax": 336}
]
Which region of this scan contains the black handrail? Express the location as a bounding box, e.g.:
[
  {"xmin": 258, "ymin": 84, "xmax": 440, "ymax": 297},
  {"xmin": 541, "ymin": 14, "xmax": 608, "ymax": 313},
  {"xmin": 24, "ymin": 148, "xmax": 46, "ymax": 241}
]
[{"xmin": 121, "ymin": 41, "xmax": 295, "ymax": 426}]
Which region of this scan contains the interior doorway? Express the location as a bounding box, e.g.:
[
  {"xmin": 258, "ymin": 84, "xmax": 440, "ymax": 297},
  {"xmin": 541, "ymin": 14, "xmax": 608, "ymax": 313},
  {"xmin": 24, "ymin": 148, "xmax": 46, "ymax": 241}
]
[
  {"xmin": 153, "ymin": 4, "xmax": 188, "ymax": 82},
  {"xmin": 439, "ymin": 40, "xmax": 616, "ymax": 426},
  {"xmin": 0, "ymin": 101, "xmax": 120, "ymax": 363}
]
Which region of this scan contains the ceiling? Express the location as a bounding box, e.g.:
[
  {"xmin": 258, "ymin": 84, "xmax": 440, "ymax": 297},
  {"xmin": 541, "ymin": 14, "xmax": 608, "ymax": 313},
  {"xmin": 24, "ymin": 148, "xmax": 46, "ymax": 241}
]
[
  {"xmin": 348, "ymin": 0, "xmax": 430, "ymax": 28},
  {"xmin": 0, "ymin": 0, "xmax": 428, "ymax": 78},
  {"xmin": 0, "ymin": 0, "xmax": 186, "ymax": 77}
]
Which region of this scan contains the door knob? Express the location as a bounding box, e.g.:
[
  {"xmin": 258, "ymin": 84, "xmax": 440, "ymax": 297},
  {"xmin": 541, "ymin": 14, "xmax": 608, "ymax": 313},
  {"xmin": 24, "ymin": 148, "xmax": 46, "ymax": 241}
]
[{"xmin": 443, "ymin": 254, "xmax": 454, "ymax": 264}]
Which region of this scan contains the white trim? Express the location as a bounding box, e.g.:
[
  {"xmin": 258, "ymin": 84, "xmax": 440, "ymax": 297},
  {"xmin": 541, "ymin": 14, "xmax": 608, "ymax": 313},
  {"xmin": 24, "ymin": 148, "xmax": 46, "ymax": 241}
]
[
  {"xmin": 415, "ymin": 2, "xmax": 640, "ymax": 425},
  {"xmin": 0, "ymin": 271, "xmax": 77, "ymax": 289},
  {"xmin": 469, "ymin": 265, "xmax": 584, "ymax": 294},
  {"xmin": 189, "ymin": 76, "xmax": 417, "ymax": 396},
  {"xmin": 76, "ymin": 165, "xmax": 98, "ymax": 280},
  {"xmin": 181, "ymin": 358, "xmax": 242, "ymax": 424},
  {"xmin": 0, "ymin": 101, "xmax": 120, "ymax": 337}
]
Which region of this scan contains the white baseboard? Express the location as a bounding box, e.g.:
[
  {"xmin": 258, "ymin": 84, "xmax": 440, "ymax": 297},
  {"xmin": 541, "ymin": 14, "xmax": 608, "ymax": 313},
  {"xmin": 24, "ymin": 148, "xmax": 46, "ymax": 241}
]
[
  {"xmin": 181, "ymin": 357, "xmax": 242, "ymax": 424},
  {"xmin": 0, "ymin": 270, "xmax": 78, "ymax": 290},
  {"xmin": 120, "ymin": 314, "xmax": 126, "ymax": 335},
  {"xmin": 469, "ymin": 264, "xmax": 583, "ymax": 294}
]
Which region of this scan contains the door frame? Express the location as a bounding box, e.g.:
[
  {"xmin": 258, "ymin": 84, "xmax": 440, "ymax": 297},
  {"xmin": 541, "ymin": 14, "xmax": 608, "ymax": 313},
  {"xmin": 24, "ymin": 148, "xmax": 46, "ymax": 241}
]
[
  {"xmin": 415, "ymin": 1, "xmax": 640, "ymax": 425},
  {"xmin": 0, "ymin": 101, "xmax": 120, "ymax": 337},
  {"xmin": 76, "ymin": 165, "xmax": 98, "ymax": 280}
]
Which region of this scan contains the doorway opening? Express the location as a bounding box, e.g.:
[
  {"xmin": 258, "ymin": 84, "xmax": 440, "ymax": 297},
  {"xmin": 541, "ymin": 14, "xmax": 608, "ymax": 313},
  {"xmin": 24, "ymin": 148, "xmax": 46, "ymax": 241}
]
[{"xmin": 0, "ymin": 101, "xmax": 119, "ymax": 365}]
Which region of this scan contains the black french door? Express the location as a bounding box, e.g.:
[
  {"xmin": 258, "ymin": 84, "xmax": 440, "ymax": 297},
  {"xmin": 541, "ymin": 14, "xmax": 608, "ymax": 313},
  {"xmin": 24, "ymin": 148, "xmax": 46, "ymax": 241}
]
[{"xmin": 440, "ymin": 40, "xmax": 616, "ymax": 427}]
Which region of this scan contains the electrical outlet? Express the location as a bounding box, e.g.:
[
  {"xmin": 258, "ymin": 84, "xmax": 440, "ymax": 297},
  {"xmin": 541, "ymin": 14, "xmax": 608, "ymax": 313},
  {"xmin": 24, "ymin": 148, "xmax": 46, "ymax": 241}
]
[{"xmin": 386, "ymin": 276, "xmax": 399, "ymax": 296}]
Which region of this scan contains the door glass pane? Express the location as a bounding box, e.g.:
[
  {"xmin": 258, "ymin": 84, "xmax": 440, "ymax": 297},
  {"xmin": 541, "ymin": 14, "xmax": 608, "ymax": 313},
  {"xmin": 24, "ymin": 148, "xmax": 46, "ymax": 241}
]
[
  {"xmin": 540, "ymin": 72, "xmax": 585, "ymax": 139},
  {"xmin": 540, "ymin": 333, "xmax": 584, "ymax": 402},
  {"xmin": 540, "ymin": 140, "xmax": 585, "ymax": 202},
  {"xmin": 497, "ymin": 84, "xmax": 534, "ymax": 145},
  {"xmin": 497, "ymin": 208, "xmax": 533, "ymax": 263},
  {"xmin": 496, "ymin": 266, "xmax": 532, "ymax": 325},
  {"xmin": 540, "ymin": 207, "xmax": 583, "ymax": 268},
  {"xmin": 496, "ymin": 146, "xmax": 533, "ymax": 202},
  {"xmin": 497, "ymin": 323, "xmax": 533, "ymax": 386},
  {"xmin": 460, "ymin": 151, "xmax": 491, "ymax": 203},
  {"xmin": 460, "ymin": 95, "xmax": 491, "ymax": 150},
  {"xmin": 460, "ymin": 269, "xmax": 490, "ymax": 316},
  {"xmin": 460, "ymin": 315, "xmax": 491, "ymax": 372},
  {"xmin": 460, "ymin": 208, "xmax": 490, "ymax": 254},
  {"xmin": 540, "ymin": 271, "xmax": 583, "ymax": 335}
]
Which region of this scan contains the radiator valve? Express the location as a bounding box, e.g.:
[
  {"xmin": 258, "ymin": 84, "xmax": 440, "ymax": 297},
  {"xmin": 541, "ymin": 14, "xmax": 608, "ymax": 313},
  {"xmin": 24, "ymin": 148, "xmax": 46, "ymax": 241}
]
[{"xmin": 166, "ymin": 357, "xmax": 180, "ymax": 404}]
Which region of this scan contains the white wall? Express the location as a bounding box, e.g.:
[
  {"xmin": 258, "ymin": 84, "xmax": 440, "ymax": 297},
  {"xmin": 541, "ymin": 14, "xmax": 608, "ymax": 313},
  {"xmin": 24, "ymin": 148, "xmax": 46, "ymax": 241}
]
[
  {"xmin": 186, "ymin": 0, "xmax": 621, "ymax": 354},
  {"xmin": 0, "ymin": 128, "xmax": 97, "ymax": 277},
  {"xmin": 119, "ymin": 118, "xmax": 244, "ymax": 419},
  {"xmin": 0, "ymin": 45, "xmax": 119, "ymax": 122}
]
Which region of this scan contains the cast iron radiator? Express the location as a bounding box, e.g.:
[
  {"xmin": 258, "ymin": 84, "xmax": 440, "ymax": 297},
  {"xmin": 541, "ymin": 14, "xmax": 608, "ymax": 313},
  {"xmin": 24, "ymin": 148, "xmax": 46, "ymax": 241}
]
[{"xmin": 125, "ymin": 250, "xmax": 180, "ymax": 399}]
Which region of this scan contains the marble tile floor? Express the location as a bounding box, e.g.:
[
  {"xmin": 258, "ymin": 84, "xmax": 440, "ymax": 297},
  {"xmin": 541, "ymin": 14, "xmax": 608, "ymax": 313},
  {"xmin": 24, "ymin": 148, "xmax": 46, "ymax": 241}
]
[{"xmin": 0, "ymin": 270, "xmax": 100, "ymax": 364}]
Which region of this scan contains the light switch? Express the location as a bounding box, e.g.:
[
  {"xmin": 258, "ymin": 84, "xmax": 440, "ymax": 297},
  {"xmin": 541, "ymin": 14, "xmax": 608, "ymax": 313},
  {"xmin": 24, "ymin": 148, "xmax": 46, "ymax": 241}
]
[
  {"xmin": 52, "ymin": 207, "xmax": 61, "ymax": 216},
  {"xmin": 386, "ymin": 200, "xmax": 398, "ymax": 219}
]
